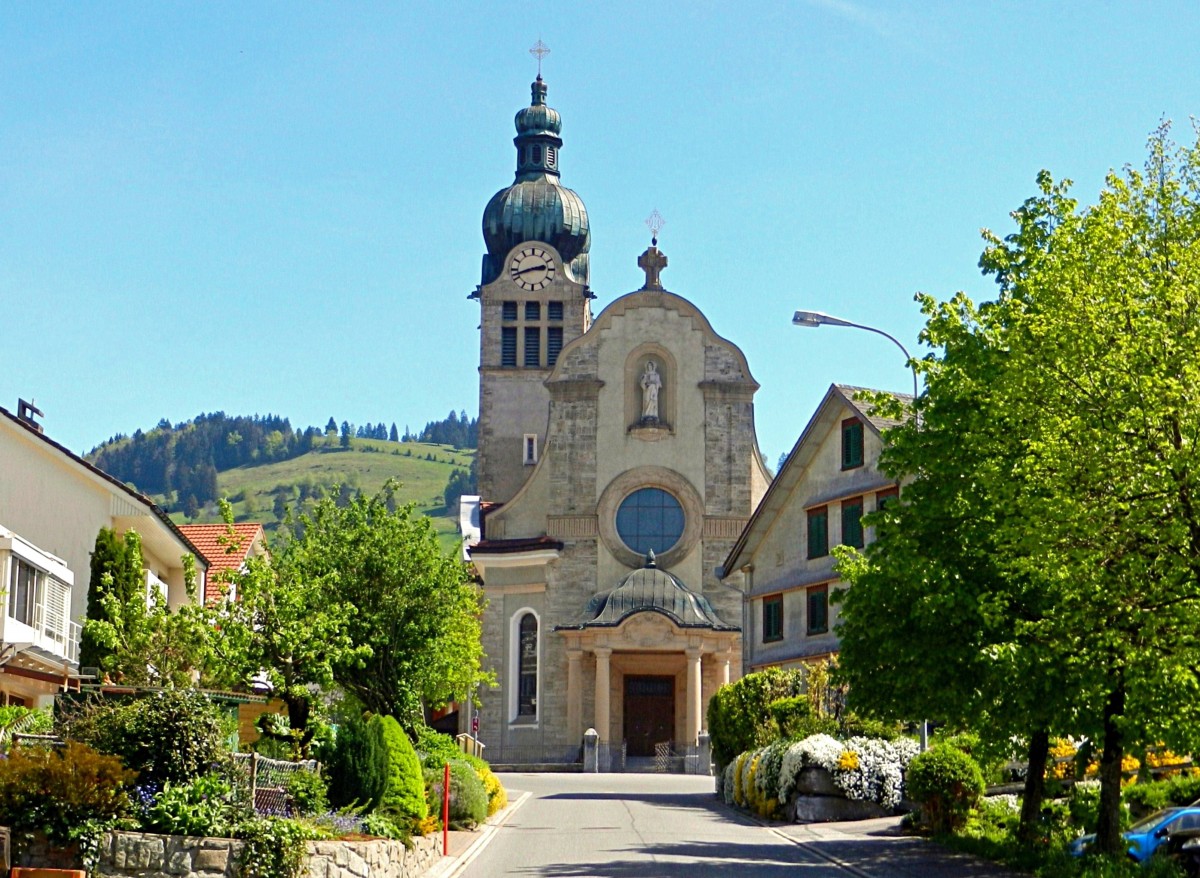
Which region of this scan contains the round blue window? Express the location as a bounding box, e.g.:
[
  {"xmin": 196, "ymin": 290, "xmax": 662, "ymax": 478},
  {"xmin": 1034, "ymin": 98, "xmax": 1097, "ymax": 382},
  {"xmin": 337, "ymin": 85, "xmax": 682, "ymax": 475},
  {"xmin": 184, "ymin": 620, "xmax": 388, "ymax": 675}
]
[{"xmin": 616, "ymin": 487, "xmax": 685, "ymax": 556}]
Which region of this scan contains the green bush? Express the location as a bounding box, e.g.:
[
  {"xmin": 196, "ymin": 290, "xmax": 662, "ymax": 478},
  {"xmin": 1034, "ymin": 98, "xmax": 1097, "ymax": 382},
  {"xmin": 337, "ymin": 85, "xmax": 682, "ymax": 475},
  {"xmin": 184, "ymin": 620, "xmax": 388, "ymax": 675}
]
[
  {"xmin": 0, "ymin": 705, "xmax": 53, "ymax": 735},
  {"xmin": 325, "ymin": 713, "xmax": 389, "ymax": 813},
  {"xmin": 57, "ymin": 689, "xmax": 234, "ymax": 786},
  {"xmin": 236, "ymin": 815, "xmax": 322, "ymax": 878},
  {"xmin": 373, "ymin": 714, "xmax": 428, "ymax": 825},
  {"xmin": 424, "ymin": 760, "xmax": 488, "ymax": 829},
  {"xmin": 707, "ymin": 668, "xmax": 808, "ymax": 770},
  {"xmin": 285, "ymin": 769, "xmax": 329, "ymax": 817},
  {"xmin": 906, "ymin": 743, "xmax": 985, "ymax": 834},
  {"xmin": 0, "ymin": 741, "xmax": 135, "ymax": 845},
  {"xmin": 141, "ymin": 773, "xmax": 248, "ymax": 837},
  {"xmin": 1123, "ymin": 773, "xmax": 1200, "ymax": 817}
]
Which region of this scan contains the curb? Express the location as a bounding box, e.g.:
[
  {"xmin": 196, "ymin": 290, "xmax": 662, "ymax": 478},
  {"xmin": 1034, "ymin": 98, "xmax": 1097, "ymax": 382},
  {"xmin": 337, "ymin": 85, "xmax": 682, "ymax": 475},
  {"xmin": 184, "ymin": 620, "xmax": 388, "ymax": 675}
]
[{"xmin": 425, "ymin": 791, "xmax": 532, "ymax": 878}]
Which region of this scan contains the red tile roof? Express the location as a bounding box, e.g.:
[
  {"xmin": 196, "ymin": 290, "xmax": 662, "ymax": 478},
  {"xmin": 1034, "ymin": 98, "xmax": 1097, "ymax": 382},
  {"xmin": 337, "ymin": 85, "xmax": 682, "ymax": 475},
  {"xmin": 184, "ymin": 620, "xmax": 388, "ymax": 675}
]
[{"xmin": 178, "ymin": 523, "xmax": 265, "ymax": 602}]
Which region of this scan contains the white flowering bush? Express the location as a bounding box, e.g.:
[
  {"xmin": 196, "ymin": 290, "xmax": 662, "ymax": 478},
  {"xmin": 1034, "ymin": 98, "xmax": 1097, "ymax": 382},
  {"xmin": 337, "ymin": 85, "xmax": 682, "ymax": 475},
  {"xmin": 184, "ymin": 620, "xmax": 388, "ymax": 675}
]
[
  {"xmin": 770, "ymin": 733, "xmax": 919, "ymax": 811},
  {"xmin": 721, "ymin": 760, "xmax": 737, "ymax": 805},
  {"xmin": 777, "ymin": 734, "xmax": 844, "ymax": 802},
  {"xmin": 834, "ymin": 736, "xmax": 920, "ymax": 810}
]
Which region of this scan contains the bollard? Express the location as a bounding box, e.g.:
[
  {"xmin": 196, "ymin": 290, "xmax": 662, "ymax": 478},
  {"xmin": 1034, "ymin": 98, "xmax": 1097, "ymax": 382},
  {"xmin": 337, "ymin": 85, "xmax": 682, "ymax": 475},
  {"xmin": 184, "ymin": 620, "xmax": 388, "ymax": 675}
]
[{"xmin": 443, "ymin": 762, "xmax": 450, "ymax": 855}]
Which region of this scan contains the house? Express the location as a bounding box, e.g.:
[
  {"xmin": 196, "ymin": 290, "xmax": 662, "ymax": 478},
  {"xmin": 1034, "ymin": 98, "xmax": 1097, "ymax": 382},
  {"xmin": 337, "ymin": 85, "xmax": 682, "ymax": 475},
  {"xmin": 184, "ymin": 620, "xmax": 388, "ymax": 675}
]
[
  {"xmin": 720, "ymin": 385, "xmax": 911, "ymax": 673},
  {"xmin": 179, "ymin": 522, "xmax": 268, "ymax": 603},
  {"xmin": 0, "ymin": 401, "xmax": 207, "ymax": 706}
]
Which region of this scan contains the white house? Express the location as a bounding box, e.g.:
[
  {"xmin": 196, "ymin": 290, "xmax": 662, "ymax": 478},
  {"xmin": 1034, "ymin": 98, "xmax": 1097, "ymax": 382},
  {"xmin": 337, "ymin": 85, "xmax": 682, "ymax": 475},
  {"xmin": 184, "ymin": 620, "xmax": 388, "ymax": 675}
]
[
  {"xmin": 720, "ymin": 384, "xmax": 911, "ymax": 673},
  {"xmin": 0, "ymin": 401, "xmax": 206, "ymax": 706}
]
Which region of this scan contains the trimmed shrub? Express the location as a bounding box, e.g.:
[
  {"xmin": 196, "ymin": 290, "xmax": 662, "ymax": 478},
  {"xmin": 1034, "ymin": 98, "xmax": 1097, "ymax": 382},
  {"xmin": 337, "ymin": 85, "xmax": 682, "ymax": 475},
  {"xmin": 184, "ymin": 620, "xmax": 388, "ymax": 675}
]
[
  {"xmin": 372, "ymin": 714, "xmax": 428, "ymax": 825},
  {"xmin": 0, "ymin": 741, "xmax": 135, "ymax": 846},
  {"xmin": 425, "ymin": 760, "xmax": 488, "ymax": 829},
  {"xmin": 906, "ymin": 743, "xmax": 984, "ymax": 833},
  {"xmin": 57, "ymin": 689, "xmax": 233, "ymax": 786},
  {"xmin": 325, "ymin": 713, "xmax": 389, "ymax": 813},
  {"xmin": 1123, "ymin": 772, "xmax": 1200, "ymax": 817},
  {"xmin": 707, "ymin": 668, "xmax": 808, "ymax": 771}
]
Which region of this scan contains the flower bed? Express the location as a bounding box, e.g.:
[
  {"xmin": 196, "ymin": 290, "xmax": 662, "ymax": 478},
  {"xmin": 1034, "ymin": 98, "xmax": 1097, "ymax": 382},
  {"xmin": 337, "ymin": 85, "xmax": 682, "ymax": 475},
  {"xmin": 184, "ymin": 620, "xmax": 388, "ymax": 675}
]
[{"xmin": 722, "ymin": 733, "xmax": 920, "ymax": 822}]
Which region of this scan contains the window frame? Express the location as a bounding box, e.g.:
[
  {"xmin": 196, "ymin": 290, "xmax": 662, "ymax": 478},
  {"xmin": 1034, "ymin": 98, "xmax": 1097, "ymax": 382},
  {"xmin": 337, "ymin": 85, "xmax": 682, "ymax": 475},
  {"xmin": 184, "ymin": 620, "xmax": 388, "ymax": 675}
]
[
  {"xmin": 523, "ymin": 433, "xmax": 538, "ymax": 465},
  {"xmin": 510, "ymin": 609, "xmax": 540, "ymax": 723}
]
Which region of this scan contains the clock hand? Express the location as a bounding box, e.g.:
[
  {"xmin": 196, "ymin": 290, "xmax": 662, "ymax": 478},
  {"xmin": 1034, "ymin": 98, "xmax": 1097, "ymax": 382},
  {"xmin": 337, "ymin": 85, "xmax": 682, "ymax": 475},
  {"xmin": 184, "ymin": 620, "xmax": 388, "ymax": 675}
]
[{"xmin": 516, "ymin": 264, "xmax": 548, "ymax": 275}]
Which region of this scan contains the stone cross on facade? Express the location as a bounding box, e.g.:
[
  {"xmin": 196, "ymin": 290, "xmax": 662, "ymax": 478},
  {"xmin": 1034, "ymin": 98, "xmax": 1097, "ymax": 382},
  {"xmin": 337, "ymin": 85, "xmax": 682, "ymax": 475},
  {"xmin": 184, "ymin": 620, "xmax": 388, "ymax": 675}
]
[{"xmin": 638, "ymin": 245, "xmax": 667, "ymax": 291}]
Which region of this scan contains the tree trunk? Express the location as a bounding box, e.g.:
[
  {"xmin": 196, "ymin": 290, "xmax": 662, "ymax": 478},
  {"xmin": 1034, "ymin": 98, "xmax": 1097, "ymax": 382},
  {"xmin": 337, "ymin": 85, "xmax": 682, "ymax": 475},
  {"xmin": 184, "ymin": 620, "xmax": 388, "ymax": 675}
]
[
  {"xmin": 1094, "ymin": 679, "xmax": 1127, "ymax": 857},
  {"xmin": 1017, "ymin": 728, "xmax": 1051, "ymax": 846}
]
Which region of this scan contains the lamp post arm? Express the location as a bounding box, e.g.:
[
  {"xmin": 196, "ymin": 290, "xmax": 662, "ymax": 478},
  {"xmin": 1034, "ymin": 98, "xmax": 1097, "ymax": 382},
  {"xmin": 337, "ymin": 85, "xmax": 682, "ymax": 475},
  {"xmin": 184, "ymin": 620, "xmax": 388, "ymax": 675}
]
[{"xmin": 839, "ymin": 321, "xmax": 918, "ymax": 405}]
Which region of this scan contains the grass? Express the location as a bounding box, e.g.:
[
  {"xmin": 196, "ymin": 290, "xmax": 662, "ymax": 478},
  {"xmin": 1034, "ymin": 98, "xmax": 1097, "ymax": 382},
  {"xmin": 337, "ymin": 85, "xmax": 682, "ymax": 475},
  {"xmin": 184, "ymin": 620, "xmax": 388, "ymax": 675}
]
[{"xmin": 161, "ymin": 438, "xmax": 474, "ymax": 551}]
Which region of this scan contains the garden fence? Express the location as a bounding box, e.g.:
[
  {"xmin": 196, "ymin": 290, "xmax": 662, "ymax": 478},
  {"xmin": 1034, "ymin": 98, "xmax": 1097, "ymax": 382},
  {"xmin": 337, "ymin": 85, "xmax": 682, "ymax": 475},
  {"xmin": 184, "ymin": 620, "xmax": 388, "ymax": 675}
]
[{"xmin": 231, "ymin": 752, "xmax": 320, "ymax": 816}]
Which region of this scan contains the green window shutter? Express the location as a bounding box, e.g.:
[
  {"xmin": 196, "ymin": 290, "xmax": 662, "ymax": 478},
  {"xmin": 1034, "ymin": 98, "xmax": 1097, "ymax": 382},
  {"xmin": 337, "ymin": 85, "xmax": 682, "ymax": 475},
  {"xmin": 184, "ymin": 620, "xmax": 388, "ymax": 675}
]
[
  {"xmin": 762, "ymin": 596, "xmax": 783, "ymax": 642},
  {"xmin": 842, "ymin": 418, "xmax": 864, "ymax": 469},
  {"xmin": 807, "ymin": 586, "xmax": 828, "ymax": 634},
  {"xmin": 842, "ymin": 498, "xmax": 864, "ymax": 549},
  {"xmin": 807, "ymin": 508, "xmax": 828, "ymax": 559}
]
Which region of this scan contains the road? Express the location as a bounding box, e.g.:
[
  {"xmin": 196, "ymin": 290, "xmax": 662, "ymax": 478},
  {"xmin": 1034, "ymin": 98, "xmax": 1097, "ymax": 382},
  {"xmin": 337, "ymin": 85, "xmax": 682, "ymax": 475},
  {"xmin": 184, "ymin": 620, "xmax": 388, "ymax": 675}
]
[{"xmin": 435, "ymin": 773, "xmax": 1021, "ymax": 878}]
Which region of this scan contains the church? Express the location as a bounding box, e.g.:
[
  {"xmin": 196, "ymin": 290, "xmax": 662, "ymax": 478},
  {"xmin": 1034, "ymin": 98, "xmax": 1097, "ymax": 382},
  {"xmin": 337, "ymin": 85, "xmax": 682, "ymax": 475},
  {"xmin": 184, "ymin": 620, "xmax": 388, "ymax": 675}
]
[{"xmin": 464, "ymin": 64, "xmax": 769, "ymax": 768}]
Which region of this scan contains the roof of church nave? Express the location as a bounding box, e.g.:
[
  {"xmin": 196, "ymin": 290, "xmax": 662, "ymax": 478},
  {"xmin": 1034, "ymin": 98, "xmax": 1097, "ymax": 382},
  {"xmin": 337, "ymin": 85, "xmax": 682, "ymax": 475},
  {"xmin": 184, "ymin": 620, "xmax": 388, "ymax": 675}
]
[
  {"xmin": 562, "ymin": 552, "xmax": 738, "ymax": 632},
  {"xmin": 481, "ymin": 74, "xmax": 590, "ymax": 282}
]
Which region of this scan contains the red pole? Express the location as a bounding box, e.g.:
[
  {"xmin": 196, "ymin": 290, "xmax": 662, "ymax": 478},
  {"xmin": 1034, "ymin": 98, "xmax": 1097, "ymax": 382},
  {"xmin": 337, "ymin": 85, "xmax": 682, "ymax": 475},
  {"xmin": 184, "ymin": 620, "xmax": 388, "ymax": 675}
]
[{"xmin": 442, "ymin": 761, "xmax": 450, "ymax": 855}]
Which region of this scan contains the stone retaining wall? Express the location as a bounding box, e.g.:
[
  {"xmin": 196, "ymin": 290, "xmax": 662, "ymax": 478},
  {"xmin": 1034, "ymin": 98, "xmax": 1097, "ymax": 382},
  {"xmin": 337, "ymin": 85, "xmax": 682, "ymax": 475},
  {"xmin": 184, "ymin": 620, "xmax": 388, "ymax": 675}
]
[{"xmin": 95, "ymin": 831, "xmax": 442, "ymax": 878}]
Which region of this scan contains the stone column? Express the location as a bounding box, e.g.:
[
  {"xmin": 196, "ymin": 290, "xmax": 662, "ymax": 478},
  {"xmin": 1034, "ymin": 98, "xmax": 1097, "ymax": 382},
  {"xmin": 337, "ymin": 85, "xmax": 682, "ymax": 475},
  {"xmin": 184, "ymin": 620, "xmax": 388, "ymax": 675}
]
[
  {"xmin": 685, "ymin": 648, "xmax": 702, "ymax": 745},
  {"xmin": 567, "ymin": 649, "xmax": 583, "ymax": 743},
  {"xmin": 594, "ymin": 648, "xmax": 612, "ymax": 743}
]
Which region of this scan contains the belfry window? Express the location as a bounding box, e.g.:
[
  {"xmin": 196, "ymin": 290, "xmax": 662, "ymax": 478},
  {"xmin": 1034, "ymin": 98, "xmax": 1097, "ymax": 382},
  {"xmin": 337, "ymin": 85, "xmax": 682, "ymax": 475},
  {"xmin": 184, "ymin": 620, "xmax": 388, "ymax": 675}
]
[
  {"xmin": 546, "ymin": 147, "xmax": 557, "ymax": 168},
  {"xmin": 532, "ymin": 145, "xmax": 542, "ymax": 164},
  {"xmin": 547, "ymin": 327, "xmax": 563, "ymax": 366},
  {"xmin": 501, "ymin": 327, "xmax": 517, "ymax": 366},
  {"xmin": 517, "ymin": 613, "xmax": 538, "ymax": 718},
  {"xmin": 502, "ymin": 301, "xmax": 518, "ymax": 321},
  {"xmin": 524, "ymin": 327, "xmax": 541, "ymax": 366}
]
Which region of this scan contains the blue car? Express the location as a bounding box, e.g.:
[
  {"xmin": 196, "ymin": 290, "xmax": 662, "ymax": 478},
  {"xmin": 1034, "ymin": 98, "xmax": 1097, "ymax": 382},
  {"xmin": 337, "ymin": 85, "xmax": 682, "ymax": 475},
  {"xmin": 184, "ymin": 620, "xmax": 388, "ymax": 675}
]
[{"xmin": 1070, "ymin": 807, "xmax": 1200, "ymax": 862}]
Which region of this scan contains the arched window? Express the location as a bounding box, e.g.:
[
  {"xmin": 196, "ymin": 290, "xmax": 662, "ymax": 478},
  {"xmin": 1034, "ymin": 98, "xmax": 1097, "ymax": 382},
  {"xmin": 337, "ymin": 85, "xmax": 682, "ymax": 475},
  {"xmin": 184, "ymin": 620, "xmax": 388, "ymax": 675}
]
[{"xmin": 517, "ymin": 612, "xmax": 538, "ymax": 717}]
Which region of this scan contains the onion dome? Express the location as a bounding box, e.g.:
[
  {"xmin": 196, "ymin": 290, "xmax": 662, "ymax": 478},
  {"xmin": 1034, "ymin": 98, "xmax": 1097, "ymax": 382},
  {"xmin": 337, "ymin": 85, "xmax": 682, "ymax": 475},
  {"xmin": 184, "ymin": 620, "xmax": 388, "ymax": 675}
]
[
  {"xmin": 569, "ymin": 552, "xmax": 738, "ymax": 630},
  {"xmin": 481, "ymin": 76, "xmax": 590, "ymax": 283}
]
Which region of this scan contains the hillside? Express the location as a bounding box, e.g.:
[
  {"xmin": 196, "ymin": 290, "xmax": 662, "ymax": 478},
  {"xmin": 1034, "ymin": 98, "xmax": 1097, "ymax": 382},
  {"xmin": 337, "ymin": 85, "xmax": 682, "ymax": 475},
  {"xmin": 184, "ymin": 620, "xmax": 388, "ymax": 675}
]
[{"xmin": 160, "ymin": 437, "xmax": 474, "ymax": 549}]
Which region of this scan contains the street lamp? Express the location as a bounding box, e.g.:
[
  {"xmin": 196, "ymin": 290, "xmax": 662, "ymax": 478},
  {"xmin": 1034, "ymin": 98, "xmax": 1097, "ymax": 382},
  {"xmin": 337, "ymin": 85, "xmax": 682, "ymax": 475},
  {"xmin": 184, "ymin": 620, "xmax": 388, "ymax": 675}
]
[{"xmin": 792, "ymin": 310, "xmax": 918, "ymax": 405}]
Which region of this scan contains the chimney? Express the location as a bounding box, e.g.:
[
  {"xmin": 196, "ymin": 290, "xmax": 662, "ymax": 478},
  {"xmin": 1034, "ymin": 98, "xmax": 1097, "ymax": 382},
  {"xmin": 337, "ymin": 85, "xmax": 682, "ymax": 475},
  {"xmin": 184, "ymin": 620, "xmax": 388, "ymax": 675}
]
[{"xmin": 17, "ymin": 399, "xmax": 44, "ymax": 434}]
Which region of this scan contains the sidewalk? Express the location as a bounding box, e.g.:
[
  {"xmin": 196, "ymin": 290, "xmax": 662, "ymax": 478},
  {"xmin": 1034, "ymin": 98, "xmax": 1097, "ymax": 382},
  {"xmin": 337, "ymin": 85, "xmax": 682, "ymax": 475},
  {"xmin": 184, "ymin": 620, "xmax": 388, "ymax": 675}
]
[
  {"xmin": 425, "ymin": 791, "xmax": 531, "ymax": 878},
  {"xmin": 775, "ymin": 815, "xmax": 1024, "ymax": 878}
]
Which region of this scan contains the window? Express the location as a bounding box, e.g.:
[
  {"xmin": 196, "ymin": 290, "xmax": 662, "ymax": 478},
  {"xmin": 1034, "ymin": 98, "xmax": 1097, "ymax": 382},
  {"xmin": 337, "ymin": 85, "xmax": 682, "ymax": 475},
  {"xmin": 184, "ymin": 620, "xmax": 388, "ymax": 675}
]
[
  {"xmin": 841, "ymin": 497, "xmax": 864, "ymax": 549},
  {"xmin": 546, "ymin": 146, "xmax": 557, "ymax": 168},
  {"xmin": 548, "ymin": 301, "xmax": 563, "ymax": 321},
  {"xmin": 876, "ymin": 487, "xmax": 899, "ymax": 512},
  {"xmin": 547, "ymin": 327, "xmax": 563, "ymax": 366},
  {"xmin": 762, "ymin": 595, "xmax": 783, "ymax": 642},
  {"xmin": 842, "ymin": 418, "xmax": 864, "ymax": 469},
  {"xmin": 807, "ymin": 507, "xmax": 828, "ymax": 559},
  {"xmin": 524, "ymin": 326, "xmax": 541, "ymax": 366},
  {"xmin": 615, "ymin": 487, "xmax": 685, "ymax": 556},
  {"xmin": 502, "ymin": 301, "xmax": 518, "ymax": 321},
  {"xmin": 807, "ymin": 585, "xmax": 829, "ymax": 634},
  {"xmin": 523, "ymin": 434, "xmax": 538, "ymax": 465},
  {"xmin": 525, "ymin": 301, "xmax": 541, "ymax": 321},
  {"xmin": 532, "ymin": 145, "xmax": 542, "ymax": 164},
  {"xmin": 8, "ymin": 557, "xmax": 39, "ymax": 626},
  {"xmin": 517, "ymin": 613, "xmax": 538, "ymax": 717},
  {"xmin": 501, "ymin": 327, "xmax": 517, "ymax": 366}
]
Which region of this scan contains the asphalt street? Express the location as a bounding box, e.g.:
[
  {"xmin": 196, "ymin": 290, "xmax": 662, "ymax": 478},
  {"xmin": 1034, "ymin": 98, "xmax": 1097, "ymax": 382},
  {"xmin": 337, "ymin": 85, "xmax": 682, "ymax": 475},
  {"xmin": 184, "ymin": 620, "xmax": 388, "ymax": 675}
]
[{"xmin": 431, "ymin": 773, "xmax": 1022, "ymax": 878}]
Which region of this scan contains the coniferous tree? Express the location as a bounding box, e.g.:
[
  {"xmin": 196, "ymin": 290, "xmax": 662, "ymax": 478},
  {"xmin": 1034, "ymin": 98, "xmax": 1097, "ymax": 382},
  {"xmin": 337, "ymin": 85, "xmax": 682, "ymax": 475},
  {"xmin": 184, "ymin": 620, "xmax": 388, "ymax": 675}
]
[{"xmin": 389, "ymin": 423, "xmax": 399, "ymax": 442}]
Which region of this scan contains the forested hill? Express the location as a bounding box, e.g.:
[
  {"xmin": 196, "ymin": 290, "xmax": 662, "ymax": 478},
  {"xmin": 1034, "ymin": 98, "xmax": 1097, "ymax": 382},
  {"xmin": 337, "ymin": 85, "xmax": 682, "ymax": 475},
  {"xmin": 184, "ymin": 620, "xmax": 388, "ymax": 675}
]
[{"xmin": 88, "ymin": 410, "xmax": 478, "ymax": 512}]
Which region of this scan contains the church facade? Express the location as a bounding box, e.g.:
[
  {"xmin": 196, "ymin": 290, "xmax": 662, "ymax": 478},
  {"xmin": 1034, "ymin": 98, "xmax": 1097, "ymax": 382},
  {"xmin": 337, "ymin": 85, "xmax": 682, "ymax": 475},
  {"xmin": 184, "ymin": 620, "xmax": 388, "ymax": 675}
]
[{"xmin": 466, "ymin": 72, "xmax": 769, "ymax": 766}]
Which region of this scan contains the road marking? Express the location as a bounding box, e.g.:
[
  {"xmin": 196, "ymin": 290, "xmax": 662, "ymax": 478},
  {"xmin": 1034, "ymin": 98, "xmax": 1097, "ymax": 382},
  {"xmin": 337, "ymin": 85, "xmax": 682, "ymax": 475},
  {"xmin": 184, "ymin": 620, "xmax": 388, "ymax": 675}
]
[
  {"xmin": 769, "ymin": 826, "xmax": 876, "ymax": 877},
  {"xmin": 430, "ymin": 790, "xmax": 533, "ymax": 878}
]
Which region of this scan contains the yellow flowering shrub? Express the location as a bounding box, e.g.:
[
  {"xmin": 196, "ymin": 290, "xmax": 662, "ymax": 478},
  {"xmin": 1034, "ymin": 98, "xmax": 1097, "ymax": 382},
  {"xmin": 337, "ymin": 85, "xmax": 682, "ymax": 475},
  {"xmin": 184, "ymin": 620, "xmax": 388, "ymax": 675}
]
[
  {"xmin": 477, "ymin": 767, "xmax": 508, "ymax": 816},
  {"xmin": 1048, "ymin": 739, "xmax": 1078, "ymax": 780},
  {"xmin": 733, "ymin": 752, "xmax": 750, "ymax": 807}
]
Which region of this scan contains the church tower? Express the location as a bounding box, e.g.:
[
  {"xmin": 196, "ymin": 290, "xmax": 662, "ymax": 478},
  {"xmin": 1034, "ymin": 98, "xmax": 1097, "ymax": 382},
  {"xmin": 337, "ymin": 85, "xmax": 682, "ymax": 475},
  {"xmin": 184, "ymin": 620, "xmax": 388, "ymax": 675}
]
[{"xmin": 473, "ymin": 69, "xmax": 593, "ymax": 504}]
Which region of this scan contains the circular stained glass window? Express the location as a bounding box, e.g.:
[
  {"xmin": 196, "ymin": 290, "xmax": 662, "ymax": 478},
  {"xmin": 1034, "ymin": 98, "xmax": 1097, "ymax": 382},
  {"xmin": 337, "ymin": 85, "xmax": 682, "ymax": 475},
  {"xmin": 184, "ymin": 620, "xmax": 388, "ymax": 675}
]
[{"xmin": 615, "ymin": 487, "xmax": 685, "ymax": 556}]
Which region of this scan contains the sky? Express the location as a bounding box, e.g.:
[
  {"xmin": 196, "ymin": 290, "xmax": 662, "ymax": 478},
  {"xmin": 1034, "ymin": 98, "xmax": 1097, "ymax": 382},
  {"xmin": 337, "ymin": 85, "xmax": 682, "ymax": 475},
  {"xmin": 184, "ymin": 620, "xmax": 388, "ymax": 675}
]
[{"xmin": 3, "ymin": 2, "xmax": 1199, "ymax": 467}]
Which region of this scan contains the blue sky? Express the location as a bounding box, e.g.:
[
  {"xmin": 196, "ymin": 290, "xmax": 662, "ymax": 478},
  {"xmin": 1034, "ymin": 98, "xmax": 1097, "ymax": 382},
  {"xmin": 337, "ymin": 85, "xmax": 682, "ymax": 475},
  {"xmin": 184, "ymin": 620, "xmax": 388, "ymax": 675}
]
[{"xmin": 3, "ymin": 2, "xmax": 1198, "ymax": 467}]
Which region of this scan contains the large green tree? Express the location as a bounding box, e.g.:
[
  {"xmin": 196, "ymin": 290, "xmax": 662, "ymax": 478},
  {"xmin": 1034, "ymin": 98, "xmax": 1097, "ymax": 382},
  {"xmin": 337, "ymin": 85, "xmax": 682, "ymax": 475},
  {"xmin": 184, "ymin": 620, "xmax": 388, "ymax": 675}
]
[{"xmin": 837, "ymin": 124, "xmax": 1200, "ymax": 855}]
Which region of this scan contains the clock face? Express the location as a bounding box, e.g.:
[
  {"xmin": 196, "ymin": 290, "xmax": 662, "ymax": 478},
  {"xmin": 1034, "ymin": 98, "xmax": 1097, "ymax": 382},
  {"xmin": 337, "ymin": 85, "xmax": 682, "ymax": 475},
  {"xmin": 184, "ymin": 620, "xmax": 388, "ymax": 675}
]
[{"xmin": 509, "ymin": 246, "xmax": 557, "ymax": 291}]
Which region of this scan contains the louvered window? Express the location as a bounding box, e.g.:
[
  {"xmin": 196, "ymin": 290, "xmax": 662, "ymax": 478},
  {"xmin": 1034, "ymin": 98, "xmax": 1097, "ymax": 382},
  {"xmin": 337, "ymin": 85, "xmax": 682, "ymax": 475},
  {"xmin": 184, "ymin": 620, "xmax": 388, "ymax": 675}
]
[
  {"xmin": 43, "ymin": 577, "xmax": 69, "ymax": 643},
  {"xmin": 807, "ymin": 585, "xmax": 829, "ymax": 634},
  {"xmin": 841, "ymin": 497, "xmax": 864, "ymax": 549},
  {"xmin": 501, "ymin": 327, "xmax": 517, "ymax": 366},
  {"xmin": 547, "ymin": 327, "xmax": 563, "ymax": 366},
  {"xmin": 548, "ymin": 301, "xmax": 563, "ymax": 321},
  {"xmin": 502, "ymin": 301, "xmax": 518, "ymax": 321},
  {"xmin": 525, "ymin": 301, "xmax": 540, "ymax": 321},
  {"xmin": 842, "ymin": 418, "xmax": 864, "ymax": 469},
  {"xmin": 524, "ymin": 327, "xmax": 541, "ymax": 366},
  {"xmin": 807, "ymin": 507, "xmax": 828, "ymax": 559}
]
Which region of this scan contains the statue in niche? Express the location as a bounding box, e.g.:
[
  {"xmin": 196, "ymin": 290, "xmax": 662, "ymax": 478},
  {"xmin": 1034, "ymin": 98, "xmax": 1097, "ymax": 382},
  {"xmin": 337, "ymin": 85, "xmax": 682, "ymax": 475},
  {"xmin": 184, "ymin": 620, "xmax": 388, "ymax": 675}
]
[{"xmin": 640, "ymin": 360, "xmax": 662, "ymax": 420}]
